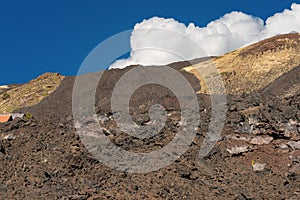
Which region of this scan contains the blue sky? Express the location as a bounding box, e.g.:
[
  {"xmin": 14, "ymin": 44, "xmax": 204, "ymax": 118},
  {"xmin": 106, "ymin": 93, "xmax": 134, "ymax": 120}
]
[{"xmin": 0, "ymin": 0, "xmax": 299, "ymax": 84}]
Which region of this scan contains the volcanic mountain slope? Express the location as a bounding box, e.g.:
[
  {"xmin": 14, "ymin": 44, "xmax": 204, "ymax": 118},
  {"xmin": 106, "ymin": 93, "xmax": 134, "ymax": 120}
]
[
  {"xmin": 16, "ymin": 59, "xmax": 205, "ymax": 119},
  {"xmin": 1, "ymin": 34, "xmax": 300, "ymax": 199},
  {"xmin": 0, "ymin": 72, "xmax": 64, "ymax": 114},
  {"xmin": 183, "ymin": 33, "xmax": 300, "ymax": 95},
  {"xmin": 262, "ymin": 64, "xmax": 300, "ymax": 98}
]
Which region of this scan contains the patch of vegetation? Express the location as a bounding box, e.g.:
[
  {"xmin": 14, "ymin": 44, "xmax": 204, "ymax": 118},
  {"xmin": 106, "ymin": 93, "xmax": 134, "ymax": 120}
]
[
  {"xmin": 0, "ymin": 72, "xmax": 64, "ymax": 114},
  {"xmin": 24, "ymin": 112, "xmax": 32, "ymax": 119},
  {"xmin": 221, "ymin": 71, "xmax": 230, "ymax": 76},
  {"xmin": 2, "ymin": 92, "xmax": 10, "ymax": 100},
  {"xmin": 41, "ymin": 91, "xmax": 48, "ymax": 97},
  {"xmin": 221, "ymin": 71, "xmax": 236, "ymax": 77}
]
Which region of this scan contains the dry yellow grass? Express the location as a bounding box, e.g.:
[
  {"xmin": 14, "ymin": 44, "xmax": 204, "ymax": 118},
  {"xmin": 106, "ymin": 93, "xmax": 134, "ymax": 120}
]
[
  {"xmin": 0, "ymin": 73, "xmax": 64, "ymax": 114},
  {"xmin": 183, "ymin": 33, "xmax": 300, "ymax": 95}
]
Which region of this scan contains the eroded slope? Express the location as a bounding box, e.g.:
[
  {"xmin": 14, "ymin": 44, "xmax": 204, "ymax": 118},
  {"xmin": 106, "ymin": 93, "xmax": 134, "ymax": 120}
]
[{"xmin": 183, "ymin": 33, "xmax": 300, "ymax": 95}]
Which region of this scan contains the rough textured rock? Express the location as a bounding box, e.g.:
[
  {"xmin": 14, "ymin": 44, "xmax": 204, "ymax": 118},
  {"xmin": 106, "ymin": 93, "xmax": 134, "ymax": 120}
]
[{"xmin": 1, "ymin": 34, "xmax": 300, "ymax": 199}]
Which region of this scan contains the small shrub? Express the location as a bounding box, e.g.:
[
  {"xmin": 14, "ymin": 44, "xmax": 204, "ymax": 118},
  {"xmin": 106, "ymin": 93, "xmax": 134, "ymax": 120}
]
[
  {"xmin": 221, "ymin": 71, "xmax": 236, "ymax": 77},
  {"xmin": 2, "ymin": 92, "xmax": 10, "ymax": 100},
  {"xmin": 24, "ymin": 112, "xmax": 32, "ymax": 119},
  {"xmin": 220, "ymin": 71, "xmax": 230, "ymax": 76},
  {"xmin": 41, "ymin": 91, "xmax": 48, "ymax": 97}
]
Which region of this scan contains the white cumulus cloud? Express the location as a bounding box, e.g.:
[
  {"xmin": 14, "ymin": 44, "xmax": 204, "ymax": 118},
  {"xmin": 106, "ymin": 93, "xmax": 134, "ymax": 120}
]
[{"xmin": 109, "ymin": 3, "xmax": 300, "ymax": 69}]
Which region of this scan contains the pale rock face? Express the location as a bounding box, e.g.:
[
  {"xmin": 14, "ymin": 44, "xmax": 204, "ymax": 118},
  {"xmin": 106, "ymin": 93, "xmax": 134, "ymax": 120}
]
[
  {"xmin": 252, "ymin": 163, "xmax": 266, "ymax": 172},
  {"xmin": 287, "ymin": 141, "xmax": 300, "ymax": 150},
  {"xmin": 226, "ymin": 145, "xmax": 251, "ymax": 155},
  {"xmin": 250, "ymin": 136, "xmax": 273, "ymax": 145}
]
